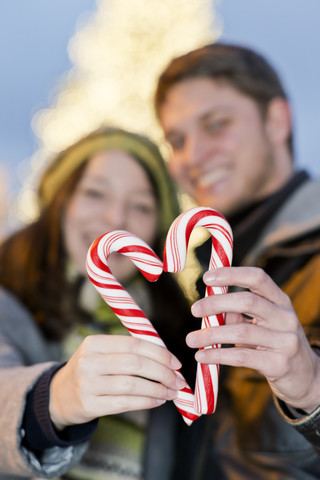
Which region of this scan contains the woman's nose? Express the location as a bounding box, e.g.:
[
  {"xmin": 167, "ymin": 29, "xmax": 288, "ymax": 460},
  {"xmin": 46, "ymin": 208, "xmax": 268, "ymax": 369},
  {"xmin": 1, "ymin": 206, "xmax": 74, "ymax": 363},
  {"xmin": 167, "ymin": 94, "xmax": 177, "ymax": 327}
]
[{"xmin": 103, "ymin": 202, "xmax": 127, "ymax": 231}]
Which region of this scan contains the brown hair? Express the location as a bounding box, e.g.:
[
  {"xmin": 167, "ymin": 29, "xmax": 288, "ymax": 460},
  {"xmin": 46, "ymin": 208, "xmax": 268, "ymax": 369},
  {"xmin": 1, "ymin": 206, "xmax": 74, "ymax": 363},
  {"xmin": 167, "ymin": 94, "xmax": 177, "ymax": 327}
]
[
  {"xmin": 155, "ymin": 42, "xmax": 293, "ymax": 154},
  {"xmin": 0, "ymin": 128, "xmax": 185, "ymax": 342},
  {"xmin": 0, "ymin": 165, "xmax": 86, "ymax": 340}
]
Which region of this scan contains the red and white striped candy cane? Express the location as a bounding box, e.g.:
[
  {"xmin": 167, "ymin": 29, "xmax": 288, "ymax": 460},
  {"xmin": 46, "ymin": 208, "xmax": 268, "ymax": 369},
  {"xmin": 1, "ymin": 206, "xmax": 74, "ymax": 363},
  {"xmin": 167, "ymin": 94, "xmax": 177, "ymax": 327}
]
[
  {"xmin": 86, "ymin": 230, "xmax": 200, "ymax": 425},
  {"xmin": 163, "ymin": 207, "xmax": 233, "ymax": 415}
]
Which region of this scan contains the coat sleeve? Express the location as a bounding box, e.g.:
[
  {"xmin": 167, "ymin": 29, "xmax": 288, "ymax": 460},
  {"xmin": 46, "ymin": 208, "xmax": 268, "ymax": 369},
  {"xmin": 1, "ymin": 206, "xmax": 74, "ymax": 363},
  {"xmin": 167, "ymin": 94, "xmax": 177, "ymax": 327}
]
[
  {"xmin": 0, "ymin": 288, "xmax": 90, "ymax": 478},
  {"xmin": 274, "ymin": 396, "xmax": 320, "ymax": 449},
  {"xmin": 0, "ymin": 334, "xmax": 89, "ymax": 478}
]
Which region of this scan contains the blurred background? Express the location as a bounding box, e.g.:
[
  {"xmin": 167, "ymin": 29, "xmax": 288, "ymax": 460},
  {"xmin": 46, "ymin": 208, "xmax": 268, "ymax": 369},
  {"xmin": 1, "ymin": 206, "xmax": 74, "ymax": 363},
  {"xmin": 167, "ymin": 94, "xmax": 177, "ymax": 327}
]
[{"xmin": 0, "ymin": 0, "xmax": 319, "ymax": 233}]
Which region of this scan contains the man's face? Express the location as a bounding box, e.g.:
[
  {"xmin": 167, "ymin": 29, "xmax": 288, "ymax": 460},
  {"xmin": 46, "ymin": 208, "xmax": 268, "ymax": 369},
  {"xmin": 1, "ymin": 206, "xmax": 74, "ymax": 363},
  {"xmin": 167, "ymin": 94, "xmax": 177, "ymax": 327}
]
[{"xmin": 159, "ymin": 78, "xmax": 288, "ymax": 216}]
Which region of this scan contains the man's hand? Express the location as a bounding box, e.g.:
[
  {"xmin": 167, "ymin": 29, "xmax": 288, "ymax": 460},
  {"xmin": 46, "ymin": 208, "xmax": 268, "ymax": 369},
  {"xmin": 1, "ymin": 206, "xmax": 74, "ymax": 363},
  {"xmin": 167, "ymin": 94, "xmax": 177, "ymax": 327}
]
[{"xmin": 187, "ymin": 266, "xmax": 320, "ymax": 414}]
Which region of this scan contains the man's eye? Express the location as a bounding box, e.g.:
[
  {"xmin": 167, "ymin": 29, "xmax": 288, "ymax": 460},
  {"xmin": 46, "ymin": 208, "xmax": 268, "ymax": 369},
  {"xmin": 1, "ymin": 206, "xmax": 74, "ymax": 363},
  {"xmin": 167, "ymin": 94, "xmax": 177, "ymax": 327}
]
[
  {"xmin": 167, "ymin": 136, "xmax": 185, "ymax": 151},
  {"xmin": 205, "ymin": 118, "xmax": 229, "ymax": 134}
]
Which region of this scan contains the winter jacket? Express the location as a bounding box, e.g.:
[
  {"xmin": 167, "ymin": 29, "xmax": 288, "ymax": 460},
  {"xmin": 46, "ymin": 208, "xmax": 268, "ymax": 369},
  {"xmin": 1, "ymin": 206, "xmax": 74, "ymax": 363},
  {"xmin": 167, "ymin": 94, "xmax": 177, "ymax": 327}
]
[
  {"xmin": 0, "ymin": 288, "xmax": 89, "ymax": 479},
  {"xmin": 174, "ymin": 176, "xmax": 320, "ymax": 479},
  {"xmin": 145, "ymin": 176, "xmax": 320, "ymax": 480}
]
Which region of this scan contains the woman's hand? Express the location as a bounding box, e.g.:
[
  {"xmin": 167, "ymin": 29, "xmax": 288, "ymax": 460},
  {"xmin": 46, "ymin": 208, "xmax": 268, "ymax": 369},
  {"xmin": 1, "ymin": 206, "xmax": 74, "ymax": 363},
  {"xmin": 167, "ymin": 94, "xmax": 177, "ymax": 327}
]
[
  {"xmin": 49, "ymin": 335, "xmax": 186, "ymax": 430},
  {"xmin": 187, "ymin": 266, "xmax": 320, "ymax": 414}
]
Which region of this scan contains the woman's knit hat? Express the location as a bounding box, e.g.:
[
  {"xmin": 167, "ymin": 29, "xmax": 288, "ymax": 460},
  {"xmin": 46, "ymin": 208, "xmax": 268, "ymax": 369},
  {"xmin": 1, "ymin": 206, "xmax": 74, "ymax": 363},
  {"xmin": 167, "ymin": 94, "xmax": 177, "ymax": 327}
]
[{"xmin": 38, "ymin": 126, "xmax": 180, "ymax": 244}]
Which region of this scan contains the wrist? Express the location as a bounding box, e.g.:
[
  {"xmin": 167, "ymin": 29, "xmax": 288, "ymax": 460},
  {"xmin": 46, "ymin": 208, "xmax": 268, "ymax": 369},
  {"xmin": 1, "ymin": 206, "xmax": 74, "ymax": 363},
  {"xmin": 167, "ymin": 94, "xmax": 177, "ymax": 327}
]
[
  {"xmin": 49, "ymin": 366, "xmax": 70, "ymax": 431},
  {"xmin": 289, "ymin": 352, "xmax": 320, "ymax": 414}
]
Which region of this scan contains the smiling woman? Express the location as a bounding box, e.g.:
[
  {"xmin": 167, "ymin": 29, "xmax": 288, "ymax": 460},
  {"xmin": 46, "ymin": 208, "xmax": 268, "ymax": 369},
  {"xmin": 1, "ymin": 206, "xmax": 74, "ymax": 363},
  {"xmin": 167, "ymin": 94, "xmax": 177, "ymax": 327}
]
[
  {"xmin": 63, "ymin": 149, "xmax": 159, "ymax": 281},
  {"xmin": 0, "ymin": 126, "xmax": 198, "ymax": 480}
]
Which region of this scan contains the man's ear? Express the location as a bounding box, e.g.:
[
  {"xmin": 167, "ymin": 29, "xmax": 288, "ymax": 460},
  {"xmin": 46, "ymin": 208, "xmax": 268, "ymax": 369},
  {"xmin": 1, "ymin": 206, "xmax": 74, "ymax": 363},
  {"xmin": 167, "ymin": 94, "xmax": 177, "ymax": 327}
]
[{"xmin": 265, "ymin": 98, "xmax": 292, "ymax": 147}]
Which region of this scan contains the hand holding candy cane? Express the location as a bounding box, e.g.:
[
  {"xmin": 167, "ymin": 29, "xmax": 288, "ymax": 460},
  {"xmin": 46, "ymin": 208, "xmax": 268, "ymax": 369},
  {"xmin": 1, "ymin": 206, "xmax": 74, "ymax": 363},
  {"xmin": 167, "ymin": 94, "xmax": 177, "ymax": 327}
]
[
  {"xmin": 187, "ymin": 264, "xmax": 320, "ymax": 415},
  {"xmin": 49, "ymin": 334, "xmax": 184, "ymax": 430},
  {"xmin": 49, "ymin": 238, "xmax": 187, "ymax": 430}
]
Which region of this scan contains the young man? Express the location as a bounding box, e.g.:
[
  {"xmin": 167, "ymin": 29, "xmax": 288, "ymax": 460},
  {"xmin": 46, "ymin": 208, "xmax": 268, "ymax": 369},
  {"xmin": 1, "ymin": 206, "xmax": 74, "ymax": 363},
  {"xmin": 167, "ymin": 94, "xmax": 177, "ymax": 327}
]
[{"xmin": 154, "ymin": 43, "xmax": 320, "ymax": 478}]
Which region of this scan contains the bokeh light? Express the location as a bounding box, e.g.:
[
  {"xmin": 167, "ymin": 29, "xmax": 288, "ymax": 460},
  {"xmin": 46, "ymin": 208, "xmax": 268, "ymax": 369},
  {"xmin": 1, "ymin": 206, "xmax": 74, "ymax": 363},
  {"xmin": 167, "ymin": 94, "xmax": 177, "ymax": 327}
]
[
  {"xmin": 16, "ymin": 0, "xmax": 221, "ymax": 222},
  {"xmin": 13, "ymin": 0, "xmax": 221, "ymax": 300}
]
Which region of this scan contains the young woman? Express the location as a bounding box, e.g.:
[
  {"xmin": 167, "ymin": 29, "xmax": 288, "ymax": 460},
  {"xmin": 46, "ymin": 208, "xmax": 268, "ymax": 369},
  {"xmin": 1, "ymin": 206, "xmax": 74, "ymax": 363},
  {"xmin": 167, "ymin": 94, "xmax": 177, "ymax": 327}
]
[{"xmin": 0, "ymin": 127, "xmax": 198, "ymax": 479}]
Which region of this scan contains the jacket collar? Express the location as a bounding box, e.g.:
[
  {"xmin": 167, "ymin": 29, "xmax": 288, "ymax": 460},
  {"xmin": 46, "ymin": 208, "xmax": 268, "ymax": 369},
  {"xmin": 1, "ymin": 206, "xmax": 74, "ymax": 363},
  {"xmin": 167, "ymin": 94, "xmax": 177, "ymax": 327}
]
[
  {"xmin": 196, "ymin": 172, "xmax": 320, "ymax": 268},
  {"xmin": 243, "ymin": 175, "xmax": 320, "ymax": 265}
]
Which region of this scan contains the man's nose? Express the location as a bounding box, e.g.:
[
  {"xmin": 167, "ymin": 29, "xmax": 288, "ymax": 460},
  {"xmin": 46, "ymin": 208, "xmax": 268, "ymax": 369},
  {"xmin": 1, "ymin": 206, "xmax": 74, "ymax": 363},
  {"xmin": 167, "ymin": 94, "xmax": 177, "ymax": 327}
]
[{"xmin": 182, "ymin": 132, "xmax": 209, "ymax": 167}]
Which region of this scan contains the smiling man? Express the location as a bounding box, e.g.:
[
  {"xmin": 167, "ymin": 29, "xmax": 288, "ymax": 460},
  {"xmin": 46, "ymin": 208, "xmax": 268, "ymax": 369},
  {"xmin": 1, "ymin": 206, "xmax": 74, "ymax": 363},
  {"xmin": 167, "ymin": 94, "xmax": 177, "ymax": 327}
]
[{"xmin": 153, "ymin": 43, "xmax": 320, "ymax": 479}]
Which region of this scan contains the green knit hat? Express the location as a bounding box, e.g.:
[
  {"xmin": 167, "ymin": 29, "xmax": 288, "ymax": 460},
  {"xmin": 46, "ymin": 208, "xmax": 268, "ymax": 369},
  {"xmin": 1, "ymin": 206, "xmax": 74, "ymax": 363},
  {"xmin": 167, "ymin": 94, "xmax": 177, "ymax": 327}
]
[{"xmin": 38, "ymin": 126, "xmax": 180, "ymax": 245}]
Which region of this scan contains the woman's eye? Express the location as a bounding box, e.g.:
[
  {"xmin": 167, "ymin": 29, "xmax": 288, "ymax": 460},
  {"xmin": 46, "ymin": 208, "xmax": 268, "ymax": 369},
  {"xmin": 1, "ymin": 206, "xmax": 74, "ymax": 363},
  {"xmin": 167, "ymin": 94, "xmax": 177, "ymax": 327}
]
[
  {"xmin": 81, "ymin": 187, "xmax": 104, "ymax": 199},
  {"xmin": 132, "ymin": 203, "xmax": 155, "ymax": 214}
]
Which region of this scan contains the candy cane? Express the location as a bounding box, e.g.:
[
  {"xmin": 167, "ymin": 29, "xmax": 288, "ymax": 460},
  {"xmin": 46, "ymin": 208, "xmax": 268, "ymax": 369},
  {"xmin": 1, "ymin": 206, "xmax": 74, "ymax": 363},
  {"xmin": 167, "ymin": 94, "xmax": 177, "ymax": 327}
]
[
  {"xmin": 86, "ymin": 230, "xmax": 200, "ymax": 425},
  {"xmin": 163, "ymin": 207, "xmax": 233, "ymax": 414}
]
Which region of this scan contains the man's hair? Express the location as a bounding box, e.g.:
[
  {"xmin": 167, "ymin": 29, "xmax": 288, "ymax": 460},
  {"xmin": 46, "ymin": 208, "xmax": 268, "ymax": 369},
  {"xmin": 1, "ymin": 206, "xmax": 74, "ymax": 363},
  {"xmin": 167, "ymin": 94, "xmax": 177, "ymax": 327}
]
[{"xmin": 155, "ymin": 42, "xmax": 293, "ymax": 154}]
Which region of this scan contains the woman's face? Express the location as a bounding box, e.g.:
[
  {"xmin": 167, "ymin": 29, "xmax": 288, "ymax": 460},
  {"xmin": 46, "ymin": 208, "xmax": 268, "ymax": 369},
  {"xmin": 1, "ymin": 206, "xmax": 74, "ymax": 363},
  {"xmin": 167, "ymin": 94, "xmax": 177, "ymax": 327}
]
[{"xmin": 63, "ymin": 149, "xmax": 159, "ymax": 282}]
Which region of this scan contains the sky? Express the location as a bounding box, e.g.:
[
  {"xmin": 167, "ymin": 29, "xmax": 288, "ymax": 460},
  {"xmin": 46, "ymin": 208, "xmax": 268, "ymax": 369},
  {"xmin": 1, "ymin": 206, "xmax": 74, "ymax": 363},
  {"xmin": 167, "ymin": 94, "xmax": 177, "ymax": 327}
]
[
  {"xmin": 0, "ymin": 0, "xmax": 319, "ymax": 198},
  {"xmin": 217, "ymin": 0, "xmax": 320, "ymax": 176}
]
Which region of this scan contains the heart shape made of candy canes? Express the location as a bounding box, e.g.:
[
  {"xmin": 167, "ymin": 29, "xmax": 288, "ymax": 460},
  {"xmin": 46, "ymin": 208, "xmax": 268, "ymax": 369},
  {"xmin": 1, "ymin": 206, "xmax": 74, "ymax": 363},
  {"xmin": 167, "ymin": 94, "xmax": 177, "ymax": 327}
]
[{"xmin": 86, "ymin": 207, "xmax": 233, "ymax": 425}]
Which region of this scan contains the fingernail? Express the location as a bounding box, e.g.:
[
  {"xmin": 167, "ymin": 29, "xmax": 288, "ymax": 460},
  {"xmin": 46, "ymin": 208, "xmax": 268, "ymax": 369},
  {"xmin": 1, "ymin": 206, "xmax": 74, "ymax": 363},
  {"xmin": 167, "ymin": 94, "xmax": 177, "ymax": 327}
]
[
  {"xmin": 171, "ymin": 355, "xmax": 182, "ymax": 370},
  {"xmin": 156, "ymin": 399, "xmax": 167, "ymax": 405},
  {"xmin": 167, "ymin": 388, "xmax": 178, "ymax": 400},
  {"xmin": 175, "ymin": 375, "xmax": 187, "ymax": 389},
  {"xmin": 195, "ymin": 350, "xmax": 205, "ymax": 362},
  {"xmin": 186, "ymin": 332, "xmax": 197, "ymax": 347},
  {"xmin": 203, "ymin": 270, "xmax": 216, "ymax": 282},
  {"xmin": 191, "ymin": 302, "xmax": 201, "ymax": 316}
]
